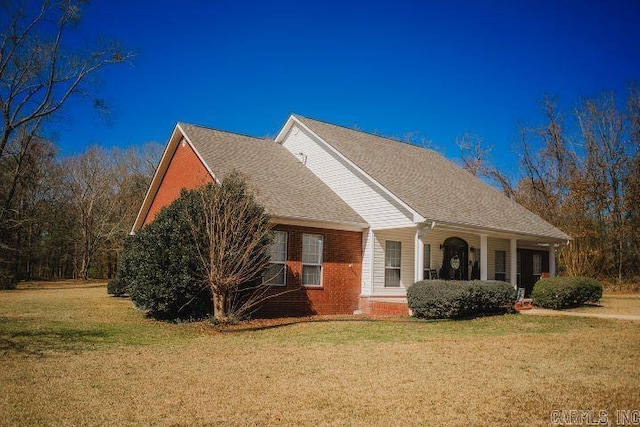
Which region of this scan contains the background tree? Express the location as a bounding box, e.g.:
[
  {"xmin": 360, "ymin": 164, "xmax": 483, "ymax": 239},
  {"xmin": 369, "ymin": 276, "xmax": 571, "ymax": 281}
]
[
  {"xmin": 459, "ymin": 88, "xmax": 640, "ymax": 282},
  {"xmin": 0, "ymin": 0, "xmax": 132, "ymax": 287}
]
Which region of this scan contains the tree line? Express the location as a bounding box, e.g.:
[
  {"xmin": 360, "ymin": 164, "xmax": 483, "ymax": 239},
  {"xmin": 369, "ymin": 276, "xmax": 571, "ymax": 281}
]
[
  {"xmin": 0, "ymin": 139, "xmax": 161, "ymax": 287},
  {"xmin": 459, "ymin": 88, "xmax": 640, "ymax": 283}
]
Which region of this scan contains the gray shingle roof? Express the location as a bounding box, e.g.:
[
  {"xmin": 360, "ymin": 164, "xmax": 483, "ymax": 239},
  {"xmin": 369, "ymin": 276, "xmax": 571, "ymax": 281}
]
[
  {"xmin": 179, "ymin": 123, "xmax": 366, "ymax": 226},
  {"xmin": 294, "ymin": 115, "xmax": 570, "ymax": 241}
]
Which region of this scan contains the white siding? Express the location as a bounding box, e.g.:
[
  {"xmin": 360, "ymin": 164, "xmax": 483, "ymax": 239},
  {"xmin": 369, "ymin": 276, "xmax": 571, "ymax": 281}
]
[{"xmin": 281, "ymin": 125, "xmax": 415, "ymax": 230}]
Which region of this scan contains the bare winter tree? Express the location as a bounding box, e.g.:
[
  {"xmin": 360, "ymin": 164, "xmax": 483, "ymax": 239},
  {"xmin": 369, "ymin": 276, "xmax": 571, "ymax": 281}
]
[
  {"xmin": 185, "ymin": 173, "xmax": 288, "ymax": 322},
  {"xmin": 0, "ymin": 0, "xmax": 132, "ymax": 286},
  {"xmin": 458, "ymin": 90, "xmax": 640, "ymax": 281}
]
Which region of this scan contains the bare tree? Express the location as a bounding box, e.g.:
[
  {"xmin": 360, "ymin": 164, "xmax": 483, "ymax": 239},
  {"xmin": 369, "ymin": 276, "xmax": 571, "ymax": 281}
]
[
  {"xmin": 0, "ymin": 0, "xmax": 131, "ymax": 286},
  {"xmin": 0, "ymin": 0, "xmax": 132, "ymax": 161},
  {"xmin": 185, "ymin": 173, "xmax": 282, "ymax": 322}
]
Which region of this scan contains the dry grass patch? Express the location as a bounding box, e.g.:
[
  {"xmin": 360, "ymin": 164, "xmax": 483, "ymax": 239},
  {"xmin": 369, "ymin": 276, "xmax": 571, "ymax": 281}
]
[
  {"xmin": 1, "ymin": 283, "xmax": 639, "ymax": 426},
  {"xmin": 564, "ymin": 293, "xmax": 640, "ymax": 316}
]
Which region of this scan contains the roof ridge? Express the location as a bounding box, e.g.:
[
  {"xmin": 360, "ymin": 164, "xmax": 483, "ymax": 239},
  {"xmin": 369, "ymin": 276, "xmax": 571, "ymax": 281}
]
[
  {"xmin": 293, "ymin": 114, "xmax": 436, "ymax": 153},
  {"xmin": 179, "ymin": 121, "xmax": 273, "ymax": 142}
]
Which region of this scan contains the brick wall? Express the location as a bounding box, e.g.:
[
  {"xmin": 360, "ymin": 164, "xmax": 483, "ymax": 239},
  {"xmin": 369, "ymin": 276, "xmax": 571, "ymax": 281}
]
[
  {"xmin": 256, "ymin": 224, "xmax": 363, "ymax": 317},
  {"xmin": 144, "ymin": 139, "xmax": 213, "ymax": 225}
]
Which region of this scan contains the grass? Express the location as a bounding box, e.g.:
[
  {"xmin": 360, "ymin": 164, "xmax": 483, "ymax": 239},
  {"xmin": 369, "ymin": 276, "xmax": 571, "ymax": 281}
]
[
  {"xmin": 563, "ymin": 294, "xmax": 640, "ymax": 316},
  {"xmin": 1, "ymin": 283, "xmax": 639, "ymax": 426}
]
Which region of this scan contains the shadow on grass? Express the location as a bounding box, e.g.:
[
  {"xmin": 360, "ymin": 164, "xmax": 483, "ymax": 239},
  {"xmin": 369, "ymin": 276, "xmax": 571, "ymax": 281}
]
[{"xmin": 0, "ymin": 327, "xmax": 110, "ymax": 357}]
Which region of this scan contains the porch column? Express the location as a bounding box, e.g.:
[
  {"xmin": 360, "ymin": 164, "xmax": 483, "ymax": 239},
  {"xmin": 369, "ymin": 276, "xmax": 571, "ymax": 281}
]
[
  {"xmin": 549, "ymin": 243, "xmax": 556, "ymax": 277},
  {"xmin": 480, "ymin": 234, "xmax": 488, "ymax": 281},
  {"xmin": 510, "ymin": 238, "xmax": 518, "ymax": 289},
  {"xmin": 415, "ymin": 229, "xmax": 424, "ymax": 282}
]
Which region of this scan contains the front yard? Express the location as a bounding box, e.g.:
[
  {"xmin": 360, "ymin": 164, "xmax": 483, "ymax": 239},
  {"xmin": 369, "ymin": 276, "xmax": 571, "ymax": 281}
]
[{"xmin": 1, "ymin": 282, "xmax": 639, "ymax": 426}]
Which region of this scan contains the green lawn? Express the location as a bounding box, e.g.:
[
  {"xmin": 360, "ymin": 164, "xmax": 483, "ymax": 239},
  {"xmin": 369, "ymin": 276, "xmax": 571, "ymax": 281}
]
[{"xmin": 1, "ymin": 283, "xmax": 639, "ymax": 426}]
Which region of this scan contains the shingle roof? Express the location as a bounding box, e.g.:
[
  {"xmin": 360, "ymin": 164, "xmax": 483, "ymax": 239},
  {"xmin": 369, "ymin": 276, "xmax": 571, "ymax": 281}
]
[
  {"xmin": 294, "ymin": 115, "xmax": 570, "ymax": 241},
  {"xmin": 179, "ymin": 123, "xmax": 366, "ymax": 227}
]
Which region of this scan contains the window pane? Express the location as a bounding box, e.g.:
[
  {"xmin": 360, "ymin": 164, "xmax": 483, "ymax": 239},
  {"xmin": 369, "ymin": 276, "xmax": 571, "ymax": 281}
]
[
  {"xmin": 495, "ymin": 250, "xmax": 506, "ymax": 273},
  {"xmin": 385, "ymin": 269, "xmax": 401, "ymax": 287},
  {"xmin": 302, "ymin": 265, "xmax": 321, "ymax": 286},
  {"xmin": 385, "ymin": 241, "xmax": 401, "ymax": 268},
  {"xmin": 423, "ymin": 244, "xmax": 431, "ymax": 269},
  {"xmin": 302, "ymin": 234, "xmax": 323, "ymax": 264},
  {"xmin": 264, "ymin": 263, "xmax": 285, "ymax": 285},
  {"xmin": 533, "ymin": 254, "xmax": 542, "ymax": 275},
  {"xmin": 269, "ymin": 231, "xmax": 287, "ymax": 263}
]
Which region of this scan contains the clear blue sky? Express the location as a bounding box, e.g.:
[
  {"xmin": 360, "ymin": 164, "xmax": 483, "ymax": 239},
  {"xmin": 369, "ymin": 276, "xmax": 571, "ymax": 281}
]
[{"xmin": 56, "ymin": 0, "xmax": 639, "ymax": 170}]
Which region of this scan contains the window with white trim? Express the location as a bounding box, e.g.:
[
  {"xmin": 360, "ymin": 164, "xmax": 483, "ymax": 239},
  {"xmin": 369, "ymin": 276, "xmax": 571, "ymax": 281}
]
[
  {"xmin": 495, "ymin": 250, "xmax": 506, "ymax": 281},
  {"xmin": 263, "ymin": 231, "xmax": 287, "ymax": 286},
  {"xmin": 302, "ymin": 234, "xmax": 323, "ymax": 286},
  {"xmin": 423, "ymin": 243, "xmax": 431, "ymax": 280},
  {"xmin": 385, "ymin": 241, "xmax": 401, "ymax": 287},
  {"xmin": 533, "ymin": 253, "xmax": 542, "ymax": 276}
]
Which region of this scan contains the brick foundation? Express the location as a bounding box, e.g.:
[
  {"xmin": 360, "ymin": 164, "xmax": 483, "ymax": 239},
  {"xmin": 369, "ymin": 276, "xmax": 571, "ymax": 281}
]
[{"xmin": 358, "ymin": 297, "xmax": 410, "ymax": 316}]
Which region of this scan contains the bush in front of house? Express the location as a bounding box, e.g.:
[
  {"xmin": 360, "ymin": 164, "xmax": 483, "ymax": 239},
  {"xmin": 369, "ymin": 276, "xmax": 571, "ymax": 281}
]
[
  {"xmin": 531, "ymin": 276, "xmax": 603, "ymax": 309},
  {"xmin": 407, "ymin": 280, "xmax": 516, "ymax": 319},
  {"xmin": 113, "ymin": 189, "xmax": 212, "ymax": 320}
]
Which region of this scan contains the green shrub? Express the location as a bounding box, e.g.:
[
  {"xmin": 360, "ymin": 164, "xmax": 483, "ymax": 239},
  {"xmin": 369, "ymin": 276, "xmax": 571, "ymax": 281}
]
[
  {"xmin": 532, "ymin": 276, "xmax": 603, "ymax": 309},
  {"xmin": 115, "ymin": 189, "xmax": 212, "ymax": 320},
  {"xmin": 407, "ymin": 280, "xmax": 516, "ymax": 319},
  {"xmin": 107, "ymin": 276, "xmax": 127, "ymax": 296}
]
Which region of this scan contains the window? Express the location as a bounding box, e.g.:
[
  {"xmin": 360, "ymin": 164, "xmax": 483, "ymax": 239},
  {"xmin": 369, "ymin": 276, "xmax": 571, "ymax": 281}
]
[
  {"xmin": 302, "ymin": 234, "xmax": 323, "ymax": 286},
  {"xmin": 385, "ymin": 241, "xmax": 401, "ymax": 287},
  {"xmin": 495, "ymin": 250, "xmax": 506, "ymax": 281},
  {"xmin": 533, "ymin": 253, "xmax": 542, "ymax": 276},
  {"xmin": 423, "ymin": 243, "xmax": 431, "ymax": 280},
  {"xmin": 263, "ymin": 231, "xmax": 287, "ymax": 286}
]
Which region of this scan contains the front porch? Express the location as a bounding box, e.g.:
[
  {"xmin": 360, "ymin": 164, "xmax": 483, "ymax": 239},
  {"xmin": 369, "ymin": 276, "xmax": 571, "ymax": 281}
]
[{"xmin": 358, "ymin": 223, "xmax": 564, "ymax": 315}]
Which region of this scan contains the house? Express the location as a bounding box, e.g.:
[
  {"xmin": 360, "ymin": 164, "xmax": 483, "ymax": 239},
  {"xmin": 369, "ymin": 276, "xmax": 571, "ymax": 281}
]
[{"xmin": 133, "ymin": 115, "xmax": 570, "ymax": 316}]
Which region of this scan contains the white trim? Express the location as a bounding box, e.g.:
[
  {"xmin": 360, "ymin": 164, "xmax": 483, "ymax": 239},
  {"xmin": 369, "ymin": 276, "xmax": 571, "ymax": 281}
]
[
  {"xmin": 302, "ymin": 233, "xmax": 324, "ymax": 287},
  {"xmin": 480, "ymin": 234, "xmax": 488, "ymax": 281},
  {"xmin": 384, "ymin": 240, "xmax": 402, "ymax": 288},
  {"xmin": 263, "ymin": 230, "xmax": 288, "ymax": 286},
  {"xmin": 276, "ymin": 115, "xmax": 426, "ymax": 224},
  {"xmin": 271, "ymin": 215, "xmax": 368, "ymax": 232},
  {"xmin": 423, "ymin": 219, "xmax": 569, "ymax": 243},
  {"xmin": 369, "ymin": 228, "xmax": 375, "ymax": 295},
  {"xmin": 510, "ymin": 238, "xmax": 518, "ymax": 288},
  {"xmin": 548, "ymin": 244, "xmax": 556, "ymax": 277},
  {"xmin": 176, "ymin": 123, "xmax": 220, "ymax": 184}
]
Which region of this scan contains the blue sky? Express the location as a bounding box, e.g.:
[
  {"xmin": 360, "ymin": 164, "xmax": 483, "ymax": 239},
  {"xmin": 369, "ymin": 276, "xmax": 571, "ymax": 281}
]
[{"xmin": 55, "ymin": 0, "xmax": 639, "ymax": 170}]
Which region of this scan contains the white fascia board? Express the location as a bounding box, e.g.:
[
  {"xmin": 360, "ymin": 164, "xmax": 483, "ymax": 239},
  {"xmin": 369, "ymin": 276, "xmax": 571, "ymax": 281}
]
[
  {"xmin": 271, "ymin": 215, "xmax": 368, "ymax": 232},
  {"xmin": 279, "ymin": 115, "xmax": 426, "ymax": 225},
  {"xmin": 274, "ymin": 115, "xmax": 296, "ymax": 143},
  {"xmin": 131, "ymin": 124, "xmax": 183, "ymax": 234},
  {"xmin": 131, "ymin": 123, "xmax": 219, "ymax": 234},
  {"xmin": 424, "ymin": 219, "xmax": 569, "ymax": 243}
]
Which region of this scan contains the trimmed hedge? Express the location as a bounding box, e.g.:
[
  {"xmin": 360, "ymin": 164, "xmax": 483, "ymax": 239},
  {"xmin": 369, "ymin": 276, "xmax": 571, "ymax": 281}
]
[
  {"xmin": 531, "ymin": 276, "xmax": 603, "ymax": 309},
  {"xmin": 407, "ymin": 280, "xmax": 516, "ymax": 319}
]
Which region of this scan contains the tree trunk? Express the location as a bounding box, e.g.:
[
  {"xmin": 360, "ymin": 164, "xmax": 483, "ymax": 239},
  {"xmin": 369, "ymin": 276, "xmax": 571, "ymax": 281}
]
[{"xmin": 212, "ymin": 286, "xmax": 227, "ymax": 321}]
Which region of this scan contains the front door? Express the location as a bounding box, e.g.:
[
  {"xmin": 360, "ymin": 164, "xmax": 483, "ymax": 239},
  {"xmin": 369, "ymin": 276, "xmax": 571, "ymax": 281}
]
[{"xmin": 441, "ymin": 237, "xmax": 469, "ymax": 280}]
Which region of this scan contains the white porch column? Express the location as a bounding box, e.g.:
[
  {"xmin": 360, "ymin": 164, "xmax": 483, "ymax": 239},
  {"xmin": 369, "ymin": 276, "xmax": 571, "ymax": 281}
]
[
  {"xmin": 415, "ymin": 229, "xmax": 424, "ymax": 282},
  {"xmin": 549, "ymin": 243, "xmax": 556, "ymax": 277},
  {"xmin": 480, "ymin": 234, "xmax": 488, "ymax": 281},
  {"xmin": 510, "ymin": 238, "xmax": 518, "ymax": 289}
]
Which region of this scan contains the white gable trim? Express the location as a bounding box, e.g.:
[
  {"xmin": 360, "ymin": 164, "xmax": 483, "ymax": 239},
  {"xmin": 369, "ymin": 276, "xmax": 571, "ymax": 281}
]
[
  {"xmin": 275, "ymin": 115, "xmax": 426, "ymax": 224},
  {"xmin": 130, "ymin": 124, "xmax": 217, "ymax": 234}
]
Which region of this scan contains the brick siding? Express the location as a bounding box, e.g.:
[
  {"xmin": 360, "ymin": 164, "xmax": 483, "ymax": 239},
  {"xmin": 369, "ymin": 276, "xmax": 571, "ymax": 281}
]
[
  {"xmin": 256, "ymin": 224, "xmax": 362, "ymax": 317},
  {"xmin": 144, "ymin": 139, "xmax": 213, "ymax": 225}
]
